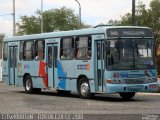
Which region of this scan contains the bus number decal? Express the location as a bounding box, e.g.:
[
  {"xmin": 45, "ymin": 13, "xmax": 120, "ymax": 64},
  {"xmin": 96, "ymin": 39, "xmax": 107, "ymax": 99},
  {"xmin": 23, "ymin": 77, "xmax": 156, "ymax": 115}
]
[{"xmin": 77, "ymin": 64, "xmax": 90, "ymax": 71}]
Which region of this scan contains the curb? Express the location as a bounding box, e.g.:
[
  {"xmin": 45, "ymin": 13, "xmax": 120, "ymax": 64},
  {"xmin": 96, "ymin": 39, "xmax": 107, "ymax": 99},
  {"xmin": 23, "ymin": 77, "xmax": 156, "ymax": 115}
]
[{"xmin": 138, "ymin": 93, "xmax": 160, "ymax": 96}]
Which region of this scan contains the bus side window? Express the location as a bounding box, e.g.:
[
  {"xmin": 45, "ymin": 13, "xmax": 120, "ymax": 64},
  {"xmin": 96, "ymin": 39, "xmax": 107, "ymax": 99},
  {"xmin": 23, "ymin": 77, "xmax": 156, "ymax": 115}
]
[
  {"xmin": 76, "ymin": 36, "xmax": 92, "ymax": 60},
  {"xmin": 3, "ymin": 43, "xmax": 8, "ymax": 61},
  {"xmin": 60, "ymin": 38, "xmax": 74, "ymax": 60},
  {"xmin": 35, "ymin": 40, "xmax": 45, "ymax": 60},
  {"xmin": 19, "ymin": 41, "xmax": 23, "ymax": 60},
  {"xmin": 23, "ymin": 41, "xmax": 34, "ymax": 60}
]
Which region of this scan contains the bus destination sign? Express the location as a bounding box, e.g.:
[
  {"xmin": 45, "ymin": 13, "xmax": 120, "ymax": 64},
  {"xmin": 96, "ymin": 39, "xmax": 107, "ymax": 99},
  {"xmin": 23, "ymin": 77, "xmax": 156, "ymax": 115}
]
[{"xmin": 107, "ymin": 28, "xmax": 153, "ymax": 37}]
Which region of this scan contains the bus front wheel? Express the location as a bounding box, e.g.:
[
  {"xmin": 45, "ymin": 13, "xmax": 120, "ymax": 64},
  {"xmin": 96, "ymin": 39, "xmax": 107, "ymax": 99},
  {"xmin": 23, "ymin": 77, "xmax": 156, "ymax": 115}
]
[
  {"xmin": 24, "ymin": 76, "xmax": 41, "ymax": 94},
  {"xmin": 78, "ymin": 78, "xmax": 92, "ymax": 99},
  {"xmin": 24, "ymin": 76, "xmax": 34, "ymax": 94},
  {"xmin": 119, "ymin": 92, "xmax": 136, "ymax": 100}
]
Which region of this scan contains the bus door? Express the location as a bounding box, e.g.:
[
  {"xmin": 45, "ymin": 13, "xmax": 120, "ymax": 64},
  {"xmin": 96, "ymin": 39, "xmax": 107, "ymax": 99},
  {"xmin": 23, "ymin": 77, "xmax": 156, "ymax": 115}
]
[
  {"xmin": 95, "ymin": 41, "xmax": 104, "ymax": 92},
  {"xmin": 47, "ymin": 44, "xmax": 58, "ymax": 88},
  {"xmin": 9, "ymin": 46, "xmax": 18, "ymax": 85}
]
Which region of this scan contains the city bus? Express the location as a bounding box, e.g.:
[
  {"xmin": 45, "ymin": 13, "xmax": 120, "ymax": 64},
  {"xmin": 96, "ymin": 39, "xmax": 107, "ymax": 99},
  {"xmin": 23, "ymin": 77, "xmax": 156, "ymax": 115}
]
[{"xmin": 2, "ymin": 26, "xmax": 158, "ymax": 100}]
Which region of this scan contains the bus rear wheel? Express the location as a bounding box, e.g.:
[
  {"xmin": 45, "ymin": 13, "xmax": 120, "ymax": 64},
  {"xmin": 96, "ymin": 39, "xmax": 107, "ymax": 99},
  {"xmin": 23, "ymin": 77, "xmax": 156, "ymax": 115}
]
[
  {"xmin": 78, "ymin": 78, "xmax": 92, "ymax": 99},
  {"xmin": 119, "ymin": 92, "xmax": 136, "ymax": 100}
]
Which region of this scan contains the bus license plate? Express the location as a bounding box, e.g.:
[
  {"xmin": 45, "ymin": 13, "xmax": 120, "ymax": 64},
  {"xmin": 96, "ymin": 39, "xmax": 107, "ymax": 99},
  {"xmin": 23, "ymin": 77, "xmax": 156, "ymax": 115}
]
[{"xmin": 127, "ymin": 85, "xmax": 143, "ymax": 91}]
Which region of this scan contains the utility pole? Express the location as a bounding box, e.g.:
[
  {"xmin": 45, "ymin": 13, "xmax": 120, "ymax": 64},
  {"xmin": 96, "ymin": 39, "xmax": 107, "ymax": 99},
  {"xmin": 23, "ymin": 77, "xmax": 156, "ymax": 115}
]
[
  {"xmin": 132, "ymin": 0, "xmax": 136, "ymax": 26},
  {"xmin": 41, "ymin": 0, "xmax": 43, "ymax": 33},
  {"xmin": 13, "ymin": 0, "xmax": 16, "ymax": 36},
  {"xmin": 74, "ymin": 0, "xmax": 81, "ymax": 28}
]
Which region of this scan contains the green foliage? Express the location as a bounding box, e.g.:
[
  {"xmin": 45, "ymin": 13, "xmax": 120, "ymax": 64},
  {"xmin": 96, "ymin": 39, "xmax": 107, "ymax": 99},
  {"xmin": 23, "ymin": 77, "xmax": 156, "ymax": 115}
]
[
  {"xmin": 17, "ymin": 7, "xmax": 90, "ymax": 35},
  {"xmin": 119, "ymin": 0, "xmax": 160, "ymax": 44}
]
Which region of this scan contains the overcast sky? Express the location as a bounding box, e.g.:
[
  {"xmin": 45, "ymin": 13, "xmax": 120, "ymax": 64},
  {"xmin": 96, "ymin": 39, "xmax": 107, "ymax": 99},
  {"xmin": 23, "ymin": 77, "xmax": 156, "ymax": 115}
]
[{"xmin": 0, "ymin": 0, "xmax": 151, "ymax": 36}]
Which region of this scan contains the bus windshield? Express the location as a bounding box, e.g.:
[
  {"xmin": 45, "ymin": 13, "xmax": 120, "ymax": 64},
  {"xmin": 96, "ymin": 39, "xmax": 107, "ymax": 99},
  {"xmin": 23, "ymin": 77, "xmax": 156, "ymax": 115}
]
[{"xmin": 106, "ymin": 38, "xmax": 154, "ymax": 70}]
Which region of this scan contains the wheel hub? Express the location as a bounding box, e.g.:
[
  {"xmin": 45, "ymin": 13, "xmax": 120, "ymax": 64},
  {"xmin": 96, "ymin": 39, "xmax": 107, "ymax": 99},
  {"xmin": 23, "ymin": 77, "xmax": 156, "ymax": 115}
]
[
  {"xmin": 26, "ymin": 79, "xmax": 31, "ymax": 91},
  {"xmin": 81, "ymin": 82, "xmax": 89, "ymax": 96}
]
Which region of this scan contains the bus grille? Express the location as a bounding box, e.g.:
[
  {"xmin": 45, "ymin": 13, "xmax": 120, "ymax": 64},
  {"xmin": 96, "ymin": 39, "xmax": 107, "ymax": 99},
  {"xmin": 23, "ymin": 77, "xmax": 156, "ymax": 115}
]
[{"xmin": 124, "ymin": 78, "xmax": 145, "ymax": 84}]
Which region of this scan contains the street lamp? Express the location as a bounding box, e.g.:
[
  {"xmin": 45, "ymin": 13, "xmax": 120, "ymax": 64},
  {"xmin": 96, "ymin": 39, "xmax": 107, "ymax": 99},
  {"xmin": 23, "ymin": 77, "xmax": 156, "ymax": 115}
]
[{"xmin": 74, "ymin": 0, "xmax": 81, "ymax": 28}]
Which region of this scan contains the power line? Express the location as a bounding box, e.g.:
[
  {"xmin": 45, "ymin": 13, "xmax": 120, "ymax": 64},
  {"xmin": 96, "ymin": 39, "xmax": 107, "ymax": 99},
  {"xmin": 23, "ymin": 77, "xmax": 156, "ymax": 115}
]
[{"xmin": 0, "ymin": 13, "xmax": 12, "ymax": 16}]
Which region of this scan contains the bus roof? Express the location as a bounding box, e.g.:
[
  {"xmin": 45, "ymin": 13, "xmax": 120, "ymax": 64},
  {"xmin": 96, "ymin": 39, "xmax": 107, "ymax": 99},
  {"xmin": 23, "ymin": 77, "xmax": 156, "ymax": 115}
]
[{"xmin": 4, "ymin": 26, "xmax": 152, "ymax": 42}]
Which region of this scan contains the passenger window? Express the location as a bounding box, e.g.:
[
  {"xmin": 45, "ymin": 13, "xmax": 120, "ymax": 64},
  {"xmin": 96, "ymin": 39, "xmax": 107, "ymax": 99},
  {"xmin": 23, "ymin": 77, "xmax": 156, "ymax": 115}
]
[
  {"xmin": 19, "ymin": 41, "xmax": 23, "ymax": 60},
  {"xmin": 60, "ymin": 38, "xmax": 74, "ymax": 60},
  {"xmin": 48, "ymin": 46, "xmax": 52, "ymax": 68},
  {"xmin": 35, "ymin": 40, "xmax": 45, "ymax": 60},
  {"xmin": 23, "ymin": 41, "xmax": 34, "ymax": 60},
  {"xmin": 3, "ymin": 43, "xmax": 8, "ymax": 61},
  {"xmin": 76, "ymin": 36, "xmax": 92, "ymax": 60}
]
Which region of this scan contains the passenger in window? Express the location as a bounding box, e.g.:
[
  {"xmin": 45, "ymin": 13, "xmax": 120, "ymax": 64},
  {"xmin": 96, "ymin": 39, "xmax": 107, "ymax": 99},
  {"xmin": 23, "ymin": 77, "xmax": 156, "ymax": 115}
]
[
  {"xmin": 61, "ymin": 50, "xmax": 67, "ymax": 59},
  {"xmin": 87, "ymin": 50, "xmax": 91, "ymax": 59},
  {"xmin": 35, "ymin": 55, "xmax": 39, "ymax": 60},
  {"xmin": 77, "ymin": 50, "xmax": 83, "ymax": 59}
]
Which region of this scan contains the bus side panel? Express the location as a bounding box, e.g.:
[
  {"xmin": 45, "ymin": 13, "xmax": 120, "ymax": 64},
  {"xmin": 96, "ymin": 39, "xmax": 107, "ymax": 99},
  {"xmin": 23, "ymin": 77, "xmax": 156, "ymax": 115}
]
[
  {"xmin": 74, "ymin": 60, "xmax": 95, "ymax": 93},
  {"xmin": 69, "ymin": 80, "xmax": 77, "ymax": 92},
  {"xmin": 2, "ymin": 61, "xmax": 9, "ymax": 85},
  {"xmin": 17, "ymin": 61, "xmax": 46, "ymax": 88},
  {"xmin": 17, "ymin": 61, "xmax": 24, "ymax": 86},
  {"xmin": 17, "ymin": 61, "xmax": 47, "ymax": 88},
  {"xmin": 56, "ymin": 60, "xmax": 74, "ymax": 91},
  {"xmin": 32, "ymin": 61, "xmax": 47, "ymax": 88},
  {"xmin": 16, "ymin": 77, "xmax": 23, "ymax": 86}
]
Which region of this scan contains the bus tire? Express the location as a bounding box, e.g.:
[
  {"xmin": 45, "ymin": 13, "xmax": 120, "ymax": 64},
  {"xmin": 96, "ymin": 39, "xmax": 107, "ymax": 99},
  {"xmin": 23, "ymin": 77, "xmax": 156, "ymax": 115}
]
[
  {"xmin": 24, "ymin": 76, "xmax": 34, "ymax": 94},
  {"xmin": 119, "ymin": 92, "xmax": 136, "ymax": 100},
  {"xmin": 78, "ymin": 78, "xmax": 92, "ymax": 99}
]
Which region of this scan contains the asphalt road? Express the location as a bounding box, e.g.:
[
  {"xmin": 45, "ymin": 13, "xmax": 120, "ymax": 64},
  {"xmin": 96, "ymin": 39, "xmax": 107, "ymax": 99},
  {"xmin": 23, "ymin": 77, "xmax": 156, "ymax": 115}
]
[{"xmin": 0, "ymin": 83, "xmax": 160, "ymax": 120}]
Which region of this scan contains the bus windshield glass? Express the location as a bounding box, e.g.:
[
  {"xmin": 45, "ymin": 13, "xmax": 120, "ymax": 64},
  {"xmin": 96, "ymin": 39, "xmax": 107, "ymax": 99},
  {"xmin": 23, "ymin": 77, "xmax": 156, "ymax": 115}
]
[{"xmin": 106, "ymin": 38, "xmax": 154, "ymax": 70}]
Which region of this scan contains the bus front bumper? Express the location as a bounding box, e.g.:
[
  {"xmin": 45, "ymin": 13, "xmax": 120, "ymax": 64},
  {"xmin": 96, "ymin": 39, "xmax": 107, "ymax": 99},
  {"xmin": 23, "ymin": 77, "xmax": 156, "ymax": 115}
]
[{"xmin": 105, "ymin": 82, "xmax": 158, "ymax": 93}]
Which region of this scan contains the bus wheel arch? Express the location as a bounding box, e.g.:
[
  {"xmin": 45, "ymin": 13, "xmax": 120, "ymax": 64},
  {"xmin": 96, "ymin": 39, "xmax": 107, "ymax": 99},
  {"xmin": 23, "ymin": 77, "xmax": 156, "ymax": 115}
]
[
  {"xmin": 23, "ymin": 73, "xmax": 41, "ymax": 94},
  {"xmin": 77, "ymin": 75, "xmax": 92, "ymax": 99},
  {"xmin": 77, "ymin": 75, "xmax": 88, "ymax": 91}
]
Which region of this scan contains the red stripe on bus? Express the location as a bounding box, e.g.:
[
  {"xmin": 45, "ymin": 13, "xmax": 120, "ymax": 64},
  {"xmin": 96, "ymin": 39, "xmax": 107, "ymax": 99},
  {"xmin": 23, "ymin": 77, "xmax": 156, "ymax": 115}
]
[{"xmin": 39, "ymin": 61, "xmax": 48, "ymax": 88}]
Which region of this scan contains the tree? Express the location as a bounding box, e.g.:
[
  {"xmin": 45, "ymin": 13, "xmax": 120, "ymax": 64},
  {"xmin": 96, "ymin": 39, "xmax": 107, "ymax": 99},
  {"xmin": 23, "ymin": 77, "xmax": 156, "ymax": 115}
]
[
  {"xmin": 149, "ymin": 0, "xmax": 160, "ymax": 44},
  {"xmin": 17, "ymin": 7, "xmax": 90, "ymax": 35},
  {"xmin": 108, "ymin": 19, "xmax": 120, "ymax": 26},
  {"xmin": 118, "ymin": 0, "xmax": 160, "ymax": 44}
]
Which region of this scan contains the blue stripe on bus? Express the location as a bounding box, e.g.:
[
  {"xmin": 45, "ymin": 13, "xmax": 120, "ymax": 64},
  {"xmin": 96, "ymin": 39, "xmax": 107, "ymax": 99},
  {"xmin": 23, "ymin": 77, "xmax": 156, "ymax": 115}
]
[{"xmin": 57, "ymin": 60, "xmax": 67, "ymax": 89}]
